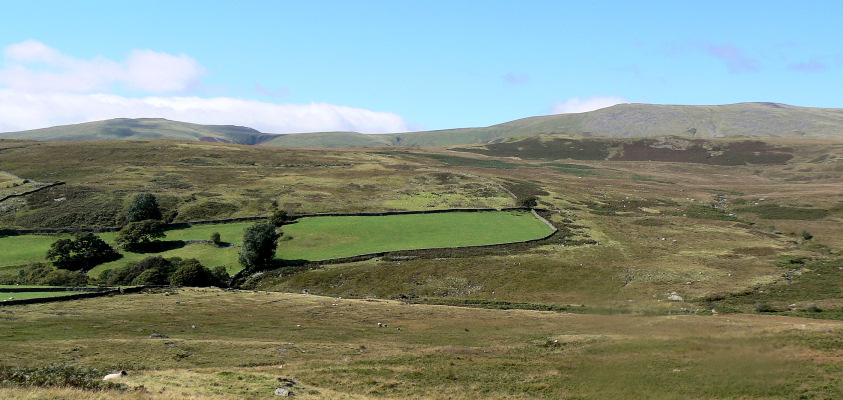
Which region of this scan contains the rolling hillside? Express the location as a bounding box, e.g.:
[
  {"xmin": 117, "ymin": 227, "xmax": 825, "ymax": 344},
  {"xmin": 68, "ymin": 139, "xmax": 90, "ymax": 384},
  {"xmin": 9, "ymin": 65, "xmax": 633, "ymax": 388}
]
[
  {"xmin": 0, "ymin": 118, "xmax": 270, "ymax": 144},
  {"xmin": 3, "ymin": 102, "xmax": 842, "ymax": 147}
]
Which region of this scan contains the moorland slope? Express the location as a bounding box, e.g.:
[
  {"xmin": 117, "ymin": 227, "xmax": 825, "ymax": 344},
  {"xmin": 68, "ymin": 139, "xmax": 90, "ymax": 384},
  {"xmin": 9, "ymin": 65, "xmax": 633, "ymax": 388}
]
[{"xmin": 4, "ymin": 102, "xmax": 842, "ymax": 147}]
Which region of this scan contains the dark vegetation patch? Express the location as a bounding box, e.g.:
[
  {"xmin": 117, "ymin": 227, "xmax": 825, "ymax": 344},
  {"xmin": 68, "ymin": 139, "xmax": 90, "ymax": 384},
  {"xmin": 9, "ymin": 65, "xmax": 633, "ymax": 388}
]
[
  {"xmin": 684, "ymin": 204, "xmax": 742, "ymax": 221},
  {"xmin": 409, "ymin": 153, "xmax": 519, "ymax": 169},
  {"xmin": 498, "ymin": 178, "xmax": 549, "ymax": 198},
  {"xmin": 174, "ymin": 200, "xmax": 238, "ymax": 222},
  {"xmin": 410, "ymin": 298, "xmax": 623, "ymax": 315},
  {"xmin": 541, "ymin": 162, "xmax": 598, "ymax": 175},
  {"xmin": 150, "ymin": 173, "xmax": 193, "ymax": 189},
  {"xmin": 583, "ymin": 198, "xmax": 675, "ymax": 216},
  {"xmin": 735, "ymin": 203, "xmax": 829, "ymax": 220},
  {"xmin": 0, "ymin": 363, "xmax": 127, "ymax": 391},
  {"xmin": 610, "ymin": 139, "xmax": 794, "ymax": 165},
  {"xmin": 454, "ymin": 137, "xmax": 612, "ymax": 160},
  {"xmin": 700, "ymin": 258, "xmax": 843, "ymax": 320},
  {"xmin": 632, "ymin": 217, "xmax": 670, "ymax": 226},
  {"xmin": 2, "ymin": 186, "xmax": 123, "ymax": 228}
]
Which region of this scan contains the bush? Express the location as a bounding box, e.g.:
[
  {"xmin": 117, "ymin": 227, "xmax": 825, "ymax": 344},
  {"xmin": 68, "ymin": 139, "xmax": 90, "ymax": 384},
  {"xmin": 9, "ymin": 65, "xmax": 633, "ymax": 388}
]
[
  {"xmin": 170, "ymin": 259, "xmax": 213, "ymax": 287},
  {"xmin": 126, "ymin": 193, "xmax": 162, "ymax": 222},
  {"xmin": 15, "ymin": 263, "xmax": 88, "ymax": 286},
  {"xmin": 517, "ymin": 196, "xmax": 538, "ymax": 208},
  {"xmin": 210, "ymin": 232, "xmax": 222, "ymax": 246},
  {"xmin": 270, "ymin": 209, "xmax": 290, "ymax": 227},
  {"xmin": 45, "ymin": 233, "xmax": 120, "ymax": 271},
  {"xmin": 238, "ymin": 222, "xmax": 281, "ymax": 271},
  {"xmin": 801, "ymin": 230, "xmax": 813, "ymax": 240},
  {"xmin": 106, "ymin": 256, "xmax": 175, "ymax": 286},
  {"xmin": 754, "ymin": 301, "xmax": 774, "ymax": 313}
]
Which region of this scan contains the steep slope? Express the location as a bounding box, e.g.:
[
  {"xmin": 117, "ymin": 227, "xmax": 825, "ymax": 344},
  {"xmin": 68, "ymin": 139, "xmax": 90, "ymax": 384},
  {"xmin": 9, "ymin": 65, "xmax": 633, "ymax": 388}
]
[{"xmin": 0, "ymin": 118, "xmax": 268, "ymax": 144}]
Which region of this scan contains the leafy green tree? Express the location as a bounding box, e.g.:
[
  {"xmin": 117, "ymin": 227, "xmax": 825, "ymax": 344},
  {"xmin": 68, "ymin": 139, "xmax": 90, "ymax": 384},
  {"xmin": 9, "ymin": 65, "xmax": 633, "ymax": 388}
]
[
  {"xmin": 126, "ymin": 193, "xmax": 162, "ymax": 222},
  {"xmin": 270, "ymin": 209, "xmax": 290, "ymax": 227},
  {"xmin": 114, "ymin": 220, "xmax": 166, "ymax": 249},
  {"xmin": 45, "ymin": 233, "xmax": 119, "ymax": 271},
  {"xmin": 238, "ymin": 222, "xmax": 281, "ymax": 271}
]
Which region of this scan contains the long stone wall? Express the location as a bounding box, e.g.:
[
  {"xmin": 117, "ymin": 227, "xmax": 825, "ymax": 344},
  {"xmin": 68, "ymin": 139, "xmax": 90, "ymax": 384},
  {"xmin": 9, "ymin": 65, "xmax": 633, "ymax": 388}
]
[{"xmin": 0, "ymin": 286, "xmax": 150, "ymax": 307}]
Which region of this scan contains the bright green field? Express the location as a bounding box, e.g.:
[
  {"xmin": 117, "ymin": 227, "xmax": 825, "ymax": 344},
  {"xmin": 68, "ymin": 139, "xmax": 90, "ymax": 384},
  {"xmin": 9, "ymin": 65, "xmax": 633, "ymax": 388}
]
[
  {"xmin": 278, "ymin": 210, "xmax": 553, "ymax": 261},
  {"xmin": 2, "ymin": 211, "xmax": 552, "ymax": 277}
]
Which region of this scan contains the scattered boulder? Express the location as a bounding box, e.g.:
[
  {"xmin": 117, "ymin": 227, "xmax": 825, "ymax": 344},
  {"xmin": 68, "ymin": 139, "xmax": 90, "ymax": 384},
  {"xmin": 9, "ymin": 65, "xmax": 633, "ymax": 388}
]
[
  {"xmin": 274, "ymin": 387, "xmax": 291, "ymax": 396},
  {"xmin": 668, "ymin": 294, "xmax": 684, "ymax": 301},
  {"xmin": 150, "ymin": 332, "xmax": 169, "ymax": 338}
]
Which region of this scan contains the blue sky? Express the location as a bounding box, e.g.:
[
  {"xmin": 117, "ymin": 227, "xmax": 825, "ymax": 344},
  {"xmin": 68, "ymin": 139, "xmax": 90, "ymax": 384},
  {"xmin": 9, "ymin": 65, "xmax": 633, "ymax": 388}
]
[{"xmin": 1, "ymin": 1, "xmax": 841, "ymax": 133}]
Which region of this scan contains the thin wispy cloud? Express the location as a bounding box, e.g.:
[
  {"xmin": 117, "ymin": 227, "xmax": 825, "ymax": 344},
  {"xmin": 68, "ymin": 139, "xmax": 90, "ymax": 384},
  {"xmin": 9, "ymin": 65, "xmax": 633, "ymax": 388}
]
[
  {"xmin": 254, "ymin": 83, "xmax": 291, "ymax": 98},
  {"xmin": 696, "ymin": 42, "xmax": 761, "ymax": 73},
  {"xmin": 551, "ymin": 95, "xmax": 627, "ymax": 114},
  {"xmin": 788, "ymin": 59, "xmax": 828, "ymax": 73},
  {"xmin": 502, "ymin": 72, "xmax": 529, "ymax": 85},
  {"xmin": 0, "ymin": 40, "xmax": 410, "ymax": 134}
]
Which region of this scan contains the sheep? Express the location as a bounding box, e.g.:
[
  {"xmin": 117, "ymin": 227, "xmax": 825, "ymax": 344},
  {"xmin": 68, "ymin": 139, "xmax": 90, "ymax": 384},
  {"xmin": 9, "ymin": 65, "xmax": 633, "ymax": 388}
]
[{"xmin": 103, "ymin": 370, "xmax": 128, "ymax": 381}]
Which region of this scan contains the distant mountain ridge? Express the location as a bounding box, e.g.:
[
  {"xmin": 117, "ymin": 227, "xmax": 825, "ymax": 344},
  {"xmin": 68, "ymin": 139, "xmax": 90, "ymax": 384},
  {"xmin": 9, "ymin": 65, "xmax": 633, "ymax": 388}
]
[
  {"xmin": 2, "ymin": 103, "xmax": 842, "ymax": 147},
  {"xmin": 0, "ymin": 118, "xmax": 271, "ymax": 144}
]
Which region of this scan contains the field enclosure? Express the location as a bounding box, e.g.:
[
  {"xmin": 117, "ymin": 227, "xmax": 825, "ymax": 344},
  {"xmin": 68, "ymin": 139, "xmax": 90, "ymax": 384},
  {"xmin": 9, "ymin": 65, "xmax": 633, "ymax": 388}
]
[{"xmin": 1, "ymin": 210, "xmax": 554, "ymax": 278}]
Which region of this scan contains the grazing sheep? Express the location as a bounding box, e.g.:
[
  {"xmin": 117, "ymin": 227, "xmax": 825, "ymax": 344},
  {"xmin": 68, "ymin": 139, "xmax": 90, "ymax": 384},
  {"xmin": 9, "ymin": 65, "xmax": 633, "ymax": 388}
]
[{"xmin": 103, "ymin": 370, "xmax": 128, "ymax": 381}]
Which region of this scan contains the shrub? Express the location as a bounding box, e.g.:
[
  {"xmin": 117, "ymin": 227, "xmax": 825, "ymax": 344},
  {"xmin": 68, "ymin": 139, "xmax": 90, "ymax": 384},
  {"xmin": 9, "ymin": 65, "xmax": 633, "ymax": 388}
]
[
  {"xmin": 170, "ymin": 259, "xmax": 213, "ymax": 287},
  {"xmin": 270, "ymin": 209, "xmax": 290, "ymax": 227},
  {"xmin": 106, "ymin": 256, "xmax": 175, "ymax": 286},
  {"xmin": 801, "ymin": 230, "xmax": 813, "ymax": 240},
  {"xmin": 754, "ymin": 301, "xmax": 774, "ymax": 313},
  {"xmin": 517, "ymin": 196, "xmax": 538, "ymax": 208},
  {"xmin": 210, "ymin": 232, "xmax": 222, "ymax": 246},
  {"xmin": 41, "ymin": 269, "xmax": 89, "ymax": 286}
]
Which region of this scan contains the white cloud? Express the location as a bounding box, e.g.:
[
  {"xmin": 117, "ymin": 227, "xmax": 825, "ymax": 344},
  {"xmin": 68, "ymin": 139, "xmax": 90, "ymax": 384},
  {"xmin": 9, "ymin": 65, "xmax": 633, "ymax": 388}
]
[
  {"xmin": 0, "ymin": 40, "xmax": 203, "ymax": 94},
  {"xmin": 0, "ymin": 41, "xmax": 411, "ymax": 134},
  {"xmin": 0, "ymin": 89, "xmax": 409, "ymax": 134},
  {"xmin": 551, "ymin": 95, "xmax": 627, "ymax": 114}
]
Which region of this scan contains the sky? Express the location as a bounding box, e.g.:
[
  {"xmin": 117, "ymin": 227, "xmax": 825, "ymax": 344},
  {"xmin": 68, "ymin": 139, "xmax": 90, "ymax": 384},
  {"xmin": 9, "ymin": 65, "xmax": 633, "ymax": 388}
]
[{"xmin": 0, "ymin": 1, "xmax": 841, "ymax": 134}]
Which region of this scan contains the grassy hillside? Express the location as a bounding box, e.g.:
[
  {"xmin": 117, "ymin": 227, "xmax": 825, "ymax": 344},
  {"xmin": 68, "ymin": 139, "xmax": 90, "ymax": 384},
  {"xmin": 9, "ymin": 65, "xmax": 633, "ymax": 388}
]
[
  {"xmin": 0, "ymin": 118, "xmax": 269, "ymax": 144},
  {"xmin": 264, "ymin": 102, "xmax": 843, "ymax": 147},
  {"xmin": 4, "ymin": 103, "xmax": 842, "ymax": 148}
]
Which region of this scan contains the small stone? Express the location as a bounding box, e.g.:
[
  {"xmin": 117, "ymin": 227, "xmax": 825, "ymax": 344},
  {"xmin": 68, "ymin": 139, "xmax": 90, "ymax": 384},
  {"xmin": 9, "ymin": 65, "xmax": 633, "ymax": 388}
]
[
  {"xmin": 668, "ymin": 294, "xmax": 684, "ymax": 302},
  {"xmin": 274, "ymin": 387, "xmax": 291, "ymax": 396},
  {"xmin": 150, "ymin": 333, "xmax": 169, "ymax": 339}
]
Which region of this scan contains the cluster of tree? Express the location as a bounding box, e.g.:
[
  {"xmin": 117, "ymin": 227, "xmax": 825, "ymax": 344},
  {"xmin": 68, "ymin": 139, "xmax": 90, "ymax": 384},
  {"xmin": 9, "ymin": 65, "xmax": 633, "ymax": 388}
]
[
  {"xmin": 99, "ymin": 256, "xmax": 229, "ymax": 287},
  {"xmin": 45, "ymin": 233, "xmax": 120, "ymax": 271}
]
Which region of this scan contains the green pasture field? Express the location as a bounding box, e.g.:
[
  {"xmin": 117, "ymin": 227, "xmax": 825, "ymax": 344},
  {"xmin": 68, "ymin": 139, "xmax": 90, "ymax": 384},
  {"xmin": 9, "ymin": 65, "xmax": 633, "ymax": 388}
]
[
  {"xmin": 2, "ymin": 211, "xmax": 552, "ymax": 278},
  {"xmin": 278, "ymin": 210, "xmax": 554, "ymax": 261}
]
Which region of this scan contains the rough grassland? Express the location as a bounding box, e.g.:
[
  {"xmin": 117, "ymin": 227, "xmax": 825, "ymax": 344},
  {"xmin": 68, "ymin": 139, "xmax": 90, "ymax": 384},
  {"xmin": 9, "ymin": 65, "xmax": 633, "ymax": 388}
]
[
  {"xmin": 278, "ymin": 211, "xmax": 553, "ymax": 261},
  {"xmin": 0, "ymin": 289, "xmax": 840, "ymax": 399}
]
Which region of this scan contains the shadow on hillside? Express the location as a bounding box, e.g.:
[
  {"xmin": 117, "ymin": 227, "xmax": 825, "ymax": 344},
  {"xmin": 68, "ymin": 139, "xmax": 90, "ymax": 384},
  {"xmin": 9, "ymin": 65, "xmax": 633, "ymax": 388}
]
[{"xmin": 124, "ymin": 240, "xmax": 187, "ymax": 254}]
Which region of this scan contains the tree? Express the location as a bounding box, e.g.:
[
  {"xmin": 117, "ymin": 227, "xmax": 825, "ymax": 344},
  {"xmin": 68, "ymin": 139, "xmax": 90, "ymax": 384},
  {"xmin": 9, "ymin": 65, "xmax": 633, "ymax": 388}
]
[
  {"xmin": 238, "ymin": 222, "xmax": 281, "ymax": 271},
  {"xmin": 46, "ymin": 233, "xmax": 119, "ymax": 271},
  {"xmin": 114, "ymin": 220, "xmax": 166, "ymax": 249},
  {"xmin": 126, "ymin": 193, "xmax": 162, "ymax": 222},
  {"xmin": 269, "ymin": 209, "xmax": 290, "ymax": 227}
]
